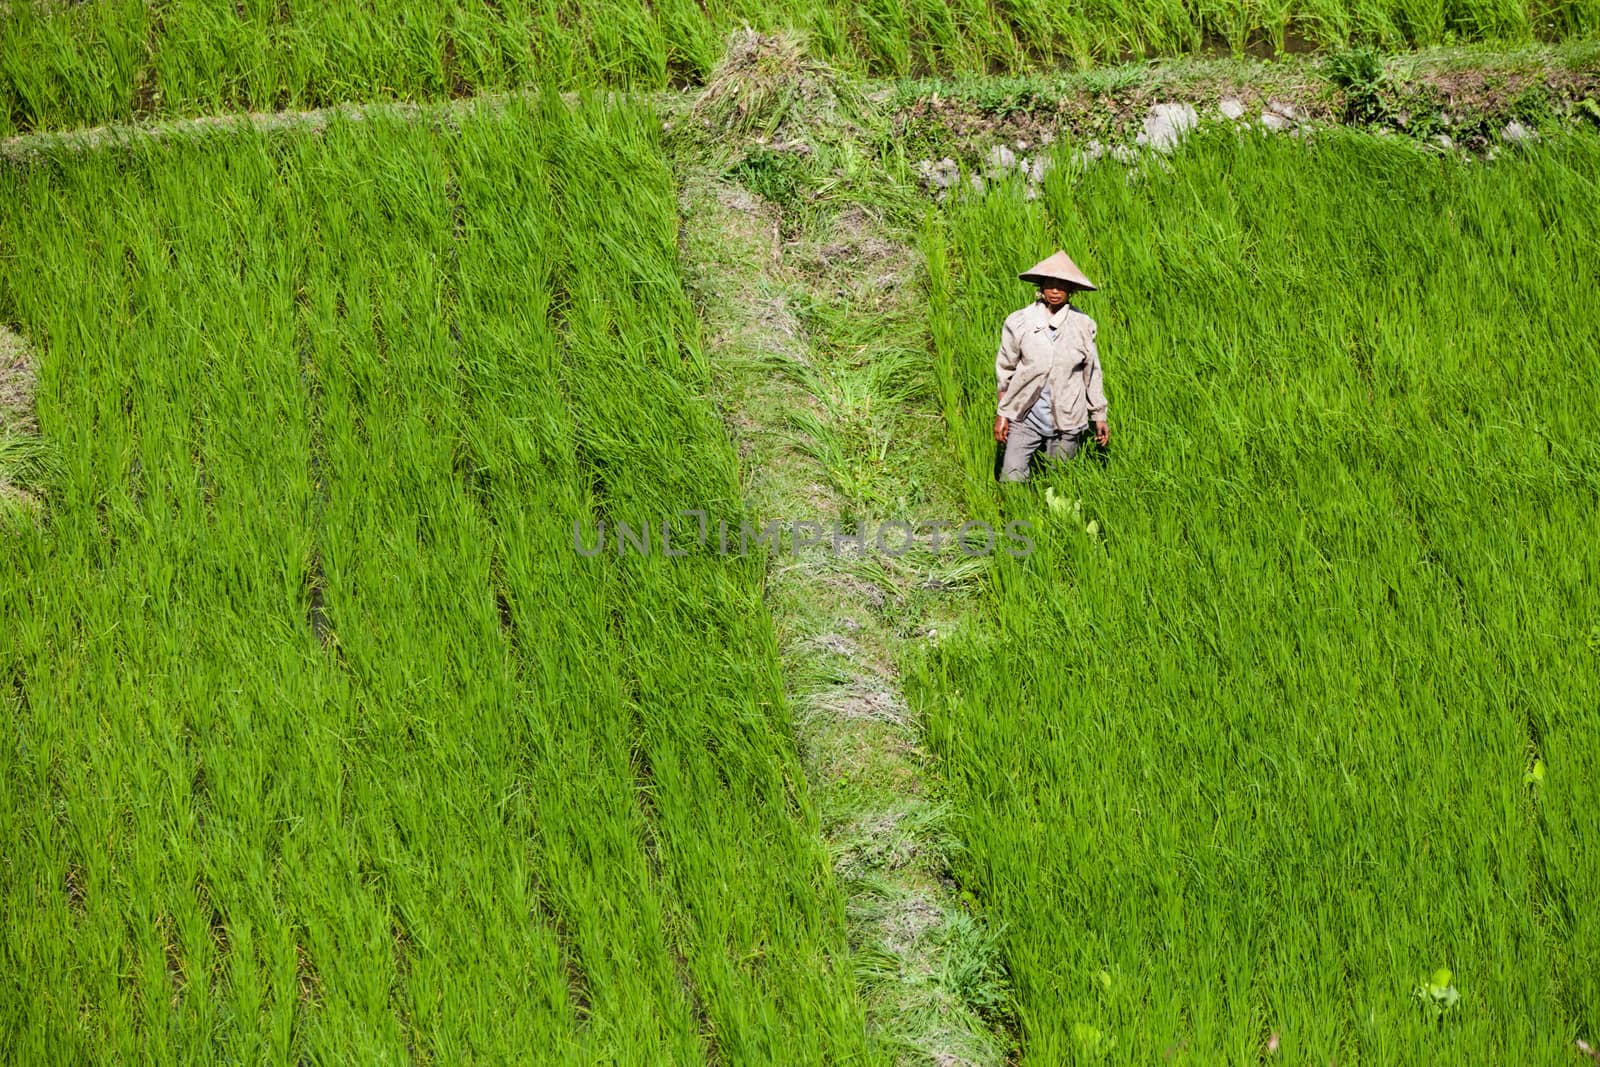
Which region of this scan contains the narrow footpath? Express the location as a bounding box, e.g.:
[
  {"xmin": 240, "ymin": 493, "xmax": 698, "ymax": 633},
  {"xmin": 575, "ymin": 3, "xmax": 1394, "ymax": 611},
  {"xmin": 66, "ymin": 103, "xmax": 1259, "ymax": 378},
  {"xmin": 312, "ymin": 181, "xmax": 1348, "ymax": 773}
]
[{"xmin": 676, "ymin": 169, "xmax": 1012, "ymax": 1065}]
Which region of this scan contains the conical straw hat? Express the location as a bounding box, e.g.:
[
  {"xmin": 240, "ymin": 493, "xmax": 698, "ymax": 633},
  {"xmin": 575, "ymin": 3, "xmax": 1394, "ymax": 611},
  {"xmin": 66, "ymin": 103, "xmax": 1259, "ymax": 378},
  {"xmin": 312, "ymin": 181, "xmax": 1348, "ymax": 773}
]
[{"xmin": 1018, "ymin": 250, "xmax": 1096, "ymax": 291}]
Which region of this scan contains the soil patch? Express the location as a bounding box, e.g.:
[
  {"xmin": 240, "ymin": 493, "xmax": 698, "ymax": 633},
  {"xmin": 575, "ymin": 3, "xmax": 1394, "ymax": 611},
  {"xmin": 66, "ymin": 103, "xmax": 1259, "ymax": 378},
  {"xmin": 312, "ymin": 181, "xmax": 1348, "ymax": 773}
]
[
  {"xmin": 0, "ymin": 326, "xmax": 36, "ymax": 432},
  {"xmin": 0, "ymin": 325, "xmax": 44, "ymax": 513}
]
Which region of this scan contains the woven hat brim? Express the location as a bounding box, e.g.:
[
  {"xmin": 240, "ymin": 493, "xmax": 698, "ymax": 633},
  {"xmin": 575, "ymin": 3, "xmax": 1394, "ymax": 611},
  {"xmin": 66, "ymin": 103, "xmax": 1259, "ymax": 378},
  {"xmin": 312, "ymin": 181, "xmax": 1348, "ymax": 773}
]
[{"xmin": 1019, "ymin": 273, "xmax": 1097, "ymax": 290}]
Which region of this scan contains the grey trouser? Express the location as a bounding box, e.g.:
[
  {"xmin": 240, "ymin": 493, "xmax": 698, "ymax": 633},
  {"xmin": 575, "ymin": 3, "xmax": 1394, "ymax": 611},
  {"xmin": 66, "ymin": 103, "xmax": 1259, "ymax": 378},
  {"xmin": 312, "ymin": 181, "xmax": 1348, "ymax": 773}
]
[{"xmin": 1001, "ymin": 421, "xmax": 1088, "ymax": 481}]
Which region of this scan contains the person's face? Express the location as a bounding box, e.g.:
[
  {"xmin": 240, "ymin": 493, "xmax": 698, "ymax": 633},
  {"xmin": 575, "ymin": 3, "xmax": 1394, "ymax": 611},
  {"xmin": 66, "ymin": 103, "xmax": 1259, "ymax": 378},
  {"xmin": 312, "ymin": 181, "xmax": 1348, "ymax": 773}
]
[{"xmin": 1040, "ymin": 283, "xmax": 1069, "ymax": 307}]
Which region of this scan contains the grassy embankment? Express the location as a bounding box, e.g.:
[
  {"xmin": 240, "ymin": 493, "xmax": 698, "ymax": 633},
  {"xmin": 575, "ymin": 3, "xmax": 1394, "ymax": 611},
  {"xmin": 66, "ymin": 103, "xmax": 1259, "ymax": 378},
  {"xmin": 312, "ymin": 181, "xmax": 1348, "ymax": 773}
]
[
  {"xmin": 912, "ymin": 123, "xmax": 1600, "ymax": 1061},
  {"xmin": 5, "ymin": 0, "xmax": 1600, "ymax": 134},
  {"xmin": 0, "ymin": 97, "xmax": 876, "ymax": 1063},
  {"xmin": 887, "ymin": 35, "xmax": 1600, "ymax": 162}
]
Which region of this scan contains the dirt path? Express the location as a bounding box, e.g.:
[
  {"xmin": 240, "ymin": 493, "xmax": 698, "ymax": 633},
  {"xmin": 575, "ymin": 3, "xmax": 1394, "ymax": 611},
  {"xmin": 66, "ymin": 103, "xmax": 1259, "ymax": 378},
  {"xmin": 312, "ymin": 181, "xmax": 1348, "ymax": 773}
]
[
  {"xmin": 677, "ymin": 173, "xmax": 1010, "ymax": 1065},
  {"xmin": 0, "ymin": 325, "xmax": 45, "ymax": 515}
]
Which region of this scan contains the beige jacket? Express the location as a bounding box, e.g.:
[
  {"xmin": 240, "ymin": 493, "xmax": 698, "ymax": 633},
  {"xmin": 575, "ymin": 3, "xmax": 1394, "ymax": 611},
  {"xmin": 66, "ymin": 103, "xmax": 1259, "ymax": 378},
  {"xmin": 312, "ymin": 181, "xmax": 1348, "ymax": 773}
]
[{"xmin": 995, "ymin": 300, "xmax": 1107, "ymax": 432}]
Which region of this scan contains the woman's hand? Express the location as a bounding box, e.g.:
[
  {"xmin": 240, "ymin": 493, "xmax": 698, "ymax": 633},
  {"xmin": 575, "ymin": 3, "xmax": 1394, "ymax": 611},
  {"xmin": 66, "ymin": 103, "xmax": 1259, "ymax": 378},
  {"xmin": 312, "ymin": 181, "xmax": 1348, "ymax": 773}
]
[
  {"xmin": 1093, "ymin": 420, "xmax": 1109, "ymax": 447},
  {"xmin": 994, "ymin": 415, "xmax": 1010, "ymax": 443}
]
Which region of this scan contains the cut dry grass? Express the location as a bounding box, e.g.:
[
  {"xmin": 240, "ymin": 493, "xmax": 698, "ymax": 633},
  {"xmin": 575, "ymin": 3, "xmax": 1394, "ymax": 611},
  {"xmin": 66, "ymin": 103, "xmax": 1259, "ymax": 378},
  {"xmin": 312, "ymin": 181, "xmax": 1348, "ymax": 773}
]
[{"xmin": 687, "ymin": 29, "xmax": 865, "ymax": 144}]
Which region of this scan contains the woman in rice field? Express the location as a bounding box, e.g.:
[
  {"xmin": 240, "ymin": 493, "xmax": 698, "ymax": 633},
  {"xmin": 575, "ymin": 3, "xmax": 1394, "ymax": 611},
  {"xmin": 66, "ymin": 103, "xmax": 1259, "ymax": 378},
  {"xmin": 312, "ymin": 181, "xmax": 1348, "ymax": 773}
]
[{"xmin": 993, "ymin": 250, "xmax": 1110, "ymax": 481}]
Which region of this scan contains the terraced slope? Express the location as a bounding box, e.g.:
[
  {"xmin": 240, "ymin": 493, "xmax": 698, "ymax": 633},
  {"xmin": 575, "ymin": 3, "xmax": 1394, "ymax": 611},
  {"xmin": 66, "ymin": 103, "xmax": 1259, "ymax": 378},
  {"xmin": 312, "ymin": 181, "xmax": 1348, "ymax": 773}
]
[{"xmin": 5, "ymin": 0, "xmax": 1600, "ymax": 134}]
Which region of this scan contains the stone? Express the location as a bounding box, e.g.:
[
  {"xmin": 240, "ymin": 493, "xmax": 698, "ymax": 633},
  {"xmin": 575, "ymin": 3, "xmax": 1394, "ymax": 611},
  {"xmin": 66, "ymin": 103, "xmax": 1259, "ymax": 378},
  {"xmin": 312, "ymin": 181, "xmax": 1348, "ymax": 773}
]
[
  {"xmin": 1432, "ymin": 132, "xmax": 1453, "ymax": 149},
  {"xmin": 1218, "ymin": 97, "xmax": 1247, "ymax": 121},
  {"xmin": 985, "ymin": 143, "xmax": 1017, "ymax": 173},
  {"xmin": 1502, "ymin": 119, "xmax": 1539, "ymax": 143},
  {"xmin": 1261, "ymin": 99, "xmax": 1306, "ymax": 133},
  {"xmin": 1140, "ymin": 102, "xmax": 1198, "ymax": 153},
  {"xmin": 1069, "ymin": 139, "xmax": 1103, "ymax": 169},
  {"xmin": 915, "ymin": 157, "xmax": 961, "ymax": 191}
]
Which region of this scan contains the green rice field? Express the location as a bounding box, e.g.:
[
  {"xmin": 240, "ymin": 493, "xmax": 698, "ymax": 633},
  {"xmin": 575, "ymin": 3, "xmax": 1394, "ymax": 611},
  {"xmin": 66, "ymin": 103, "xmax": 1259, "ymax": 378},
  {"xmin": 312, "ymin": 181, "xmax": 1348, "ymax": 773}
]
[
  {"xmin": 916, "ymin": 126, "xmax": 1600, "ymax": 1061},
  {"xmin": 0, "ymin": 98, "xmax": 870, "ymax": 1063},
  {"xmin": 3, "ymin": 14, "xmax": 1600, "ymax": 1061},
  {"xmin": 4, "ymin": 0, "xmax": 1599, "ymax": 135}
]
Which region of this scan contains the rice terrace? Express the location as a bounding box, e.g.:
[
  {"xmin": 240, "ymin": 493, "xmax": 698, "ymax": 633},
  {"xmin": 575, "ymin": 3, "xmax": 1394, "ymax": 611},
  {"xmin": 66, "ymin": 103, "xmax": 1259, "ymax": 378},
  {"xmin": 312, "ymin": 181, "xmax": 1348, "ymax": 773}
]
[{"xmin": 2, "ymin": 0, "xmax": 1599, "ymax": 1062}]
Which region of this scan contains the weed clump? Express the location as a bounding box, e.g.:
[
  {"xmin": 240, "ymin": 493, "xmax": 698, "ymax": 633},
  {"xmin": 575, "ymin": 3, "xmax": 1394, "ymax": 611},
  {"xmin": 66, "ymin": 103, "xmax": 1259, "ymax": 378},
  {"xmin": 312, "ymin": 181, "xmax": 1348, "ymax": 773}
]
[
  {"xmin": 1325, "ymin": 46, "xmax": 1391, "ymax": 124},
  {"xmin": 726, "ymin": 144, "xmax": 817, "ymax": 210}
]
